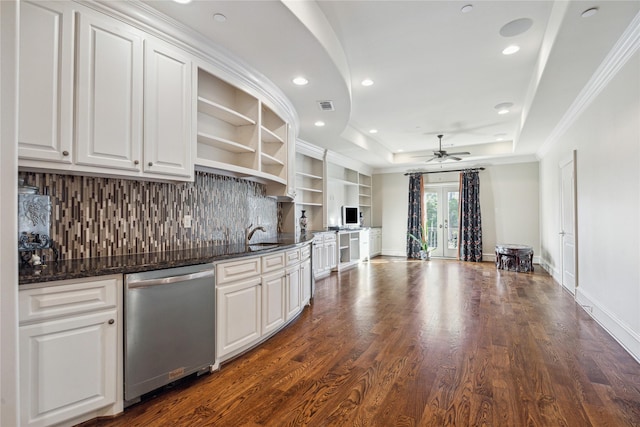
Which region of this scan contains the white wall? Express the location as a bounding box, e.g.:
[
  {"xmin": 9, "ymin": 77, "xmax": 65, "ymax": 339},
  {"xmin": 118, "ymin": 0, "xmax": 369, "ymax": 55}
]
[
  {"xmin": 375, "ymin": 173, "xmax": 409, "ymax": 256},
  {"xmin": 539, "ymin": 50, "xmax": 640, "ymax": 360},
  {"xmin": 374, "ymin": 162, "xmax": 540, "ymax": 260},
  {"xmin": 480, "ymin": 163, "xmax": 540, "ymax": 261}
]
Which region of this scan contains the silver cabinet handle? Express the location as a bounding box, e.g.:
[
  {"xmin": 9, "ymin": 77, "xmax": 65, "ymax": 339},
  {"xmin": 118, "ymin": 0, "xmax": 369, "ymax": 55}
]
[{"xmin": 127, "ymin": 270, "xmax": 214, "ymax": 289}]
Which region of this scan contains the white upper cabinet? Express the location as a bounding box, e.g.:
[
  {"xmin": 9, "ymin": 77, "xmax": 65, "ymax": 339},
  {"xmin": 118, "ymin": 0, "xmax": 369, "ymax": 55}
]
[
  {"xmin": 17, "ymin": 2, "xmax": 295, "ymax": 185},
  {"xmin": 75, "ymin": 11, "xmax": 143, "ymax": 171},
  {"xmin": 18, "ymin": 1, "xmax": 74, "ymax": 163},
  {"xmin": 143, "ymin": 38, "xmax": 193, "ymax": 178}
]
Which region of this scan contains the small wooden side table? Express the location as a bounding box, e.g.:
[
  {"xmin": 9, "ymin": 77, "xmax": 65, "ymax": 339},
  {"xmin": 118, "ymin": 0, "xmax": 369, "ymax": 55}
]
[{"xmin": 495, "ymin": 244, "xmax": 534, "ymax": 272}]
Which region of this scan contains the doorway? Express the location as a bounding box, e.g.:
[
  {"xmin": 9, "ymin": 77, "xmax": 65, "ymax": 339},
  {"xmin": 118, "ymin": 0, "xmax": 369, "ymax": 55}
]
[
  {"xmin": 424, "ymin": 184, "xmax": 459, "ymax": 258},
  {"xmin": 559, "ymin": 151, "xmax": 577, "ymax": 294}
]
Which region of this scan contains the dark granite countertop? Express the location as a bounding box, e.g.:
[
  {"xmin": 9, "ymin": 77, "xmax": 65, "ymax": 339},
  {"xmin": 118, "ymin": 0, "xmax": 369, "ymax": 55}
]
[{"xmin": 19, "ymin": 233, "xmax": 315, "ymax": 286}]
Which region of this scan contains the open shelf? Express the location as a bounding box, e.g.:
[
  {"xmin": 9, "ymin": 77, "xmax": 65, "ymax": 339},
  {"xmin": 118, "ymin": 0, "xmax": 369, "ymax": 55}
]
[
  {"xmin": 197, "ymin": 132, "xmax": 256, "ymax": 153},
  {"xmin": 261, "ymin": 152, "xmax": 285, "ymax": 166},
  {"xmin": 197, "ymin": 96, "xmax": 255, "ymax": 126},
  {"xmin": 297, "ymin": 186, "xmax": 322, "ymax": 193},
  {"xmin": 261, "ymin": 126, "xmax": 284, "ymax": 144},
  {"xmin": 296, "ymin": 171, "xmax": 322, "ymax": 180},
  {"xmin": 196, "ymin": 67, "xmax": 290, "ymax": 186}
]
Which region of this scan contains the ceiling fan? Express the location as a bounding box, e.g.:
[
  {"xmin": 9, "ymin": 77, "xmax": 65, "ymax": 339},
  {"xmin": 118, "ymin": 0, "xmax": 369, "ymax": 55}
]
[{"xmin": 415, "ymin": 134, "xmax": 470, "ymax": 162}]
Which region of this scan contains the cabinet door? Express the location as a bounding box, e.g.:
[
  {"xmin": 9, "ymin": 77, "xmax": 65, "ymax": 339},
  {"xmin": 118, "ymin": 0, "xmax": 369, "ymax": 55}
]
[
  {"xmin": 217, "ymin": 277, "xmax": 261, "ymax": 360},
  {"xmin": 325, "ymin": 240, "xmax": 338, "ymax": 269},
  {"xmin": 18, "ymin": 1, "xmax": 74, "ymax": 163},
  {"xmin": 76, "ymin": 11, "xmax": 143, "ymax": 170},
  {"xmin": 285, "ymin": 265, "xmax": 301, "ymax": 321},
  {"xmin": 20, "ymin": 309, "xmax": 118, "ymax": 427},
  {"xmin": 144, "ymin": 38, "xmax": 193, "ymax": 178},
  {"xmin": 300, "ymin": 258, "xmax": 312, "ymax": 306},
  {"xmin": 312, "ymin": 242, "xmax": 323, "ymax": 277},
  {"xmin": 261, "ymin": 271, "xmax": 285, "ymax": 335}
]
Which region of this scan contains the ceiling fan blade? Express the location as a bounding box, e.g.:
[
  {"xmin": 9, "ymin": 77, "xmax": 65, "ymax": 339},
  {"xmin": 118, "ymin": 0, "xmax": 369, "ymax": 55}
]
[
  {"xmin": 424, "ymin": 156, "xmax": 438, "ymax": 163},
  {"xmin": 448, "ymin": 156, "xmax": 463, "ymax": 161},
  {"xmin": 446, "ymin": 151, "xmax": 470, "ymax": 156}
]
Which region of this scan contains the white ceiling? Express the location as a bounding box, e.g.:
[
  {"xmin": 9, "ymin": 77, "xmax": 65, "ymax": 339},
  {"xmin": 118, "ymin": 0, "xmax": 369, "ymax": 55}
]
[{"xmin": 142, "ymin": 0, "xmax": 639, "ymax": 172}]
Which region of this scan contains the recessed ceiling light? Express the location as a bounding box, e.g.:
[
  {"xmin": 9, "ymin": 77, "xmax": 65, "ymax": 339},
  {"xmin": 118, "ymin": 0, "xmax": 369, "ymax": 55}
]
[
  {"xmin": 361, "ymin": 79, "xmax": 374, "ymax": 87},
  {"xmin": 502, "ymin": 45, "xmax": 520, "ymax": 55},
  {"xmin": 314, "ymin": 121, "xmax": 325, "ymax": 127},
  {"xmin": 292, "ymin": 76, "xmax": 308, "ymax": 86},
  {"xmin": 213, "ymin": 13, "xmax": 226, "ymax": 22},
  {"xmin": 495, "ymin": 102, "xmax": 513, "ymax": 114},
  {"xmin": 500, "ymin": 18, "xmax": 533, "ymax": 37},
  {"xmin": 173, "ymin": 0, "xmax": 192, "ymax": 3},
  {"xmin": 581, "ymin": 7, "xmax": 598, "ymax": 18},
  {"xmin": 397, "ymin": 149, "xmax": 404, "ymax": 153},
  {"xmin": 369, "ymin": 129, "xmax": 378, "ymax": 134},
  {"xmin": 461, "ymin": 4, "xmax": 473, "ymax": 13}
]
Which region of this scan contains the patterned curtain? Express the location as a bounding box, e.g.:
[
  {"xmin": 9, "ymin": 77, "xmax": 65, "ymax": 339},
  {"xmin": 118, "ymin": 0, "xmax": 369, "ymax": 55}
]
[
  {"xmin": 407, "ymin": 173, "xmax": 423, "ymax": 259},
  {"xmin": 459, "ymin": 170, "xmax": 482, "ymax": 262}
]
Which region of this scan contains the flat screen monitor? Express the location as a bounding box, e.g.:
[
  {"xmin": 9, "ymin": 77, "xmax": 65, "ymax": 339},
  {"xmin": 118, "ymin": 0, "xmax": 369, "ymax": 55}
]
[{"xmin": 342, "ymin": 206, "xmax": 359, "ymax": 228}]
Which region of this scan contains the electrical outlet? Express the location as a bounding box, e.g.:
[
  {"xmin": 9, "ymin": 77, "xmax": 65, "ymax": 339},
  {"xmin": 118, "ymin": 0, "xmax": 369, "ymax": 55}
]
[{"xmin": 183, "ymin": 215, "xmax": 192, "ymax": 228}]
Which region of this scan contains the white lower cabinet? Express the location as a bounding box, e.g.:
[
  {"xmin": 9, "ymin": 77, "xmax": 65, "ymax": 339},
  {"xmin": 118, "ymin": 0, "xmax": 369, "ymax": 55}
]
[
  {"xmin": 370, "ymin": 228, "xmax": 382, "ymax": 257},
  {"xmin": 215, "ymin": 243, "xmax": 312, "ymax": 364},
  {"xmin": 313, "ymin": 232, "xmax": 337, "ymax": 279},
  {"xmin": 216, "ymin": 276, "xmax": 262, "ymax": 360},
  {"xmin": 300, "ymin": 258, "xmax": 312, "ymax": 306},
  {"xmin": 261, "ymin": 271, "xmax": 286, "ymax": 335},
  {"xmin": 285, "ymin": 264, "xmax": 301, "ymax": 321},
  {"xmin": 19, "ymin": 275, "xmax": 123, "ymax": 427}
]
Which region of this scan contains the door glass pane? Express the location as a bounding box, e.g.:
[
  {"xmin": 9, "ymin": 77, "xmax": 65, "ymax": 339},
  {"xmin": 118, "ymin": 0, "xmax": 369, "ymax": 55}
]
[
  {"xmin": 447, "ymin": 191, "xmax": 459, "ymax": 249},
  {"xmin": 424, "ymin": 191, "xmax": 438, "ymax": 250}
]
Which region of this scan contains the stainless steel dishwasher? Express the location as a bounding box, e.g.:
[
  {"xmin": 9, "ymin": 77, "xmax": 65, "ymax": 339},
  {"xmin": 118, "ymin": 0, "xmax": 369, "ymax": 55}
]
[{"xmin": 124, "ymin": 263, "xmax": 215, "ymax": 406}]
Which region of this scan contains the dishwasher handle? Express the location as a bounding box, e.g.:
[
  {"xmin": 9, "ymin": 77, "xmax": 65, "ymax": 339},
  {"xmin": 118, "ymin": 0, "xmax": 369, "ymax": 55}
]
[{"xmin": 127, "ymin": 269, "xmax": 214, "ymax": 289}]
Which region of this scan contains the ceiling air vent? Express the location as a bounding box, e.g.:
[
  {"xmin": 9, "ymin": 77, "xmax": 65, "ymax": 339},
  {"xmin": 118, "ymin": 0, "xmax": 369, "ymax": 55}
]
[{"xmin": 317, "ymin": 100, "xmax": 335, "ymax": 111}]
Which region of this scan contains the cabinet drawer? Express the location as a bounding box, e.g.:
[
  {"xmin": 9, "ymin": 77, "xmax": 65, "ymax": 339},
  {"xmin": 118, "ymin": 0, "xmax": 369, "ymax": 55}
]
[
  {"xmin": 301, "ymin": 244, "xmax": 311, "ymax": 261},
  {"xmin": 323, "ymin": 233, "xmax": 337, "ymax": 243},
  {"xmin": 262, "ymin": 252, "xmax": 285, "ymax": 273},
  {"xmin": 19, "ymin": 275, "xmax": 120, "ymax": 324},
  {"xmin": 285, "ymin": 248, "xmax": 301, "ymax": 266},
  {"xmin": 217, "ymin": 257, "xmax": 261, "ymax": 285}
]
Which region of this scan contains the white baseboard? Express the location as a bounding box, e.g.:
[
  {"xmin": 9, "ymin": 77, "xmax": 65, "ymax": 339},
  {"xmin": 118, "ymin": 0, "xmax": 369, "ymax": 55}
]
[
  {"xmin": 382, "ymin": 249, "xmax": 406, "ymax": 257},
  {"xmin": 576, "ymin": 288, "xmax": 640, "ymax": 364},
  {"xmin": 539, "ymin": 257, "xmax": 561, "ymax": 283}
]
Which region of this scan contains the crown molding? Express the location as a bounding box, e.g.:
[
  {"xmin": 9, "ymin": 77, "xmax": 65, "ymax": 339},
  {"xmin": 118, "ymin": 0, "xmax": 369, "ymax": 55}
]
[{"xmin": 537, "ymin": 10, "xmax": 640, "ymax": 158}]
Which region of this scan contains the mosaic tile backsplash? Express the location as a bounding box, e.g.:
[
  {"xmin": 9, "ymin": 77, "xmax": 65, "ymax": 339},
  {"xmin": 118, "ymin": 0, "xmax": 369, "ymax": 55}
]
[{"xmin": 19, "ymin": 171, "xmax": 279, "ymax": 260}]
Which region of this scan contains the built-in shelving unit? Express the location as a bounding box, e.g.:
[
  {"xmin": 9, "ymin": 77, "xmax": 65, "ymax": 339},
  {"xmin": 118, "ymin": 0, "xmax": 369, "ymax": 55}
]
[
  {"xmin": 358, "ymin": 173, "xmax": 372, "ymax": 227},
  {"xmin": 290, "ymin": 141, "xmax": 325, "ymax": 233},
  {"xmin": 325, "ymin": 154, "xmax": 372, "ymax": 228},
  {"xmin": 260, "ymin": 104, "xmax": 287, "ymax": 180},
  {"xmin": 336, "ymin": 230, "xmax": 360, "ymax": 271},
  {"xmin": 195, "ymin": 67, "xmax": 288, "ymax": 186}
]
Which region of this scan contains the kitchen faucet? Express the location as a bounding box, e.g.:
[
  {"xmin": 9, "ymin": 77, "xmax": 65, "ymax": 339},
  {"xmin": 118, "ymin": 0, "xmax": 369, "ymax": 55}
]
[{"xmin": 245, "ymin": 224, "xmax": 266, "ymax": 244}]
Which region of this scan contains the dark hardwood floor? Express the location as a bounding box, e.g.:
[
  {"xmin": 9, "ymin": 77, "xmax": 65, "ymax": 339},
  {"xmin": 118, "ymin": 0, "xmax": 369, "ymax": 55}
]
[{"xmin": 83, "ymin": 257, "xmax": 640, "ymax": 426}]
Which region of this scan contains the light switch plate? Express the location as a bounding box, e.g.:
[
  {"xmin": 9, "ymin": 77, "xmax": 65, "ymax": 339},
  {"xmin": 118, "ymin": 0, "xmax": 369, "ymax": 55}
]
[{"xmin": 183, "ymin": 215, "xmax": 192, "ymax": 228}]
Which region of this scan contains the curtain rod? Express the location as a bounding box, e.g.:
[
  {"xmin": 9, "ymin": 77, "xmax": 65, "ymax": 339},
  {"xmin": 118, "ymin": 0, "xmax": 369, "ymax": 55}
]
[{"xmin": 404, "ymin": 167, "xmax": 485, "ymax": 176}]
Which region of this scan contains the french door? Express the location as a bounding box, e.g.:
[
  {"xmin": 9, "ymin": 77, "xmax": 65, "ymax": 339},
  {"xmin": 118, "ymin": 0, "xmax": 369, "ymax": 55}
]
[{"xmin": 424, "ymin": 185, "xmax": 459, "ymax": 258}]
